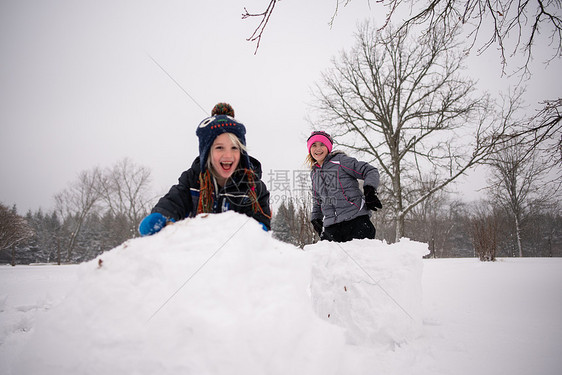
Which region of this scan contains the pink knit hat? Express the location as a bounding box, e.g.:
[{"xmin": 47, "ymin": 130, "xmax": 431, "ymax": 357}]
[{"xmin": 307, "ymin": 131, "xmax": 333, "ymax": 154}]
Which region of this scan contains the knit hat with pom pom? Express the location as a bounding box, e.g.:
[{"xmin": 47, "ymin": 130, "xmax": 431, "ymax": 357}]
[
  {"xmin": 196, "ymin": 114, "xmax": 249, "ymax": 171},
  {"xmin": 211, "ymin": 102, "xmax": 235, "ymax": 117}
]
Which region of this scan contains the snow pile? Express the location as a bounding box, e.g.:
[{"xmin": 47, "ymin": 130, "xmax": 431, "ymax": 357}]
[
  {"xmin": 11, "ymin": 212, "xmax": 427, "ymax": 375},
  {"xmin": 307, "ymin": 239, "xmax": 427, "ymax": 346}
]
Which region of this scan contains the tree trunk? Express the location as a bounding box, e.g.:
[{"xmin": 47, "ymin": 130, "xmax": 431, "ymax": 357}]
[
  {"xmin": 57, "ymin": 236, "xmax": 61, "ymax": 265},
  {"xmin": 515, "ymin": 215, "xmax": 523, "ymax": 257},
  {"xmin": 395, "ymin": 214, "xmax": 405, "ymax": 242}
]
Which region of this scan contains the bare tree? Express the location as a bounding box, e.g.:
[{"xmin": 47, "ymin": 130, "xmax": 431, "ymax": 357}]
[
  {"xmin": 52, "ymin": 159, "xmax": 155, "ymax": 262},
  {"xmin": 0, "ymin": 204, "xmax": 34, "ymax": 265},
  {"xmin": 486, "ymin": 136, "xmax": 559, "ymax": 256},
  {"xmin": 310, "ymin": 22, "xmax": 506, "ymax": 241},
  {"xmin": 405, "ymin": 179, "xmax": 455, "ymax": 257},
  {"xmin": 294, "ymin": 192, "xmax": 317, "ymax": 247},
  {"xmin": 98, "ymin": 158, "xmax": 153, "ymax": 236},
  {"xmin": 55, "ymin": 168, "xmax": 103, "ymax": 261},
  {"xmin": 471, "ymin": 203, "xmax": 499, "ymax": 261},
  {"xmin": 242, "ymin": 0, "xmax": 561, "ymax": 163},
  {"xmin": 272, "ymin": 195, "xmax": 316, "ymax": 248},
  {"xmin": 483, "ymin": 88, "xmax": 560, "ymax": 257},
  {"xmin": 368, "ymin": 2, "xmax": 561, "ymax": 156}
]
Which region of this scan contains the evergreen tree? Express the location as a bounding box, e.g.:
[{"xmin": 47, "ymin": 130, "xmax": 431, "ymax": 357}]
[
  {"xmin": 0, "ymin": 203, "xmax": 34, "ymax": 265},
  {"xmin": 272, "ymin": 201, "xmax": 293, "ymax": 245}
]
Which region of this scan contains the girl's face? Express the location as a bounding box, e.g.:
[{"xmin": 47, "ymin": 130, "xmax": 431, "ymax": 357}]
[
  {"xmin": 210, "ymin": 133, "xmax": 241, "ymax": 185},
  {"xmin": 310, "ymin": 141, "xmax": 329, "ymax": 165}
]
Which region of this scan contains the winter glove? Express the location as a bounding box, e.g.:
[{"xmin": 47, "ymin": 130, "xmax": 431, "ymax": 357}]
[
  {"xmin": 138, "ymin": 212, "xmax": 172, "ymax": 236},
  {"xmin": 363, "ymin": 185, "xmax": 383, "ymax": 211},
  {"xmin": 311, "ymin": 218, "xmax": 323, "ymax": 237}
]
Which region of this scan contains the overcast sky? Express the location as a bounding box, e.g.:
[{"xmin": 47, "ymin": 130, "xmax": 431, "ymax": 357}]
[{"xmin": 1, "ymin": 0, "xmax": 561, "ymax": 214}]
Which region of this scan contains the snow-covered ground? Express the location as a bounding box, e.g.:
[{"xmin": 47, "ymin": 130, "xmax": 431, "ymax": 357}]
[{"xmin": 1, "ymin": 212, "xmax": 561, "ymax": 374}]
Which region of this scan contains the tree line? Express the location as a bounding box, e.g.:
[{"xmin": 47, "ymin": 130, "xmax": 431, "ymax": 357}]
[
  {"xmin": 272, "ymin": 193, "xmax": 561, "ymax": 260},
  {"xmin": 1, "ymin": 160, "xmax": 560, "ymax": 265},
  {"xmin": 0, "ymin": 158, "xmax": 154, "ymax": 265}
]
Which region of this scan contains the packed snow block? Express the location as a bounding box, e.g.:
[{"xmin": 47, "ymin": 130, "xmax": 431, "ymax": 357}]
[
  {"xmin": 15, "ymin": 212, "xmax": 345, "ymax": 375},
  {"xmin": 306, "ymin": 238, "xmax": 429, "ymax": 347}
]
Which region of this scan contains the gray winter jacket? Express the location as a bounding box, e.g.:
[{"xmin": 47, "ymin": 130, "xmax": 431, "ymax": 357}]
[{"xmin": 310, "ymin": 151, "xmax": 380, "ymax": 227}]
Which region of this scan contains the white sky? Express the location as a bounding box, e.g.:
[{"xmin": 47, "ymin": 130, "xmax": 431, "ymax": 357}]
[{"xmin": 1, "ymin": 0, "xmax": 561, "ymax": 214}]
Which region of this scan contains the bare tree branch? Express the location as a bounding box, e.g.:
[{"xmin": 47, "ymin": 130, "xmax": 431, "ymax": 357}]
[
  {"xmin": 242, "ymin": 1, "xmax": 561, "ymax": 72},
  {"xmin": 378, "ymin": 0, "xmax": 562, "ymax": 75},
  {"xmin": 242, "ymin": 0, "xmax": 280, "ymax": 54},
  {"xmin": 329, "ymin": 0, "xmax": 355, "ymax": 28},
  {"xmin": 520, "ymin": 98, "xmax": 562, "ymax": 162}
]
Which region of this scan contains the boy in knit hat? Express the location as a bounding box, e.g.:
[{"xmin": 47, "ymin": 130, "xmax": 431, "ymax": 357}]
[{"xmin": 139, "ymin": 103, "xmax": 271, "ymax": 236}]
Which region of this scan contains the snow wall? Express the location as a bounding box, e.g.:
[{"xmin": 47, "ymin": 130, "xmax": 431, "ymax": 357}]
[{"xmin": 15, "ymin": 212, "xmax": 429, "ymax": 375}]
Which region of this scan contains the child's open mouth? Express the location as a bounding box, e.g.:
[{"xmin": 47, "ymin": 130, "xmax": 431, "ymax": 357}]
[{"xmin": 220, "ymin": 162, "xmax": 233, "ymax": 171}]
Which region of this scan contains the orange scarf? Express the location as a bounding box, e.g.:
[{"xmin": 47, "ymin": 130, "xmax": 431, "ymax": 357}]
[{"xmin": 197, "ymin": 169, "xmax": 271, "ymax": 219}]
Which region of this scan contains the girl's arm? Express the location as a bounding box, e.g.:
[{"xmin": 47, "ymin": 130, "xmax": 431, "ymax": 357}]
[
  {"xmin": 338, "ymin": 154, "xmax": 380, "ymax": 189},
  {"xmin": 151, "ymin": 169, "xmax": 196, "ymax": 221},
  {"xmin": 310, "ymin": 171, "xmax": 323, "ymax": 221},
  {"xmin": 253, "ymin": 180, "xmax": 272, "ymax": 230}
]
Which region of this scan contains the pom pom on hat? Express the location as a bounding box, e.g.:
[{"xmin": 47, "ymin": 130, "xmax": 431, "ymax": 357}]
[
  {"xmin": 211, "ymin": 103, "xmax": 235, "ymax": 117},
  {"xmin": 307, "ymin": 131, "xmax": 333, "ymax": 154},
  {"xmin": 196, "ymin": 115, "xmax": 249, "ymax": 171}
]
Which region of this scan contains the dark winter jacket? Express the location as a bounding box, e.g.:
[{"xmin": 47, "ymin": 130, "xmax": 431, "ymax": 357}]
[
  {"xmin": 310, "ymin": 151, "xmax": 380, "ymax": 227},
  {"xmin": 152, "ymin": 156, "xmax": 271, "ymax": 229}
]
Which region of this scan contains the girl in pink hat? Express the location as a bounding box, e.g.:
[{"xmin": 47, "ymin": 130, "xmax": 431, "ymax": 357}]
[{"xmin": 306, "ymin": 131, "xmax": 382, "ymax": 242}]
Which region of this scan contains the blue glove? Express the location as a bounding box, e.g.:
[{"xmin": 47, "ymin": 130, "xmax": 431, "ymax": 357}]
[{"xmin": 139, "ymin": 213, "xmax": 169, "ymax": 236}]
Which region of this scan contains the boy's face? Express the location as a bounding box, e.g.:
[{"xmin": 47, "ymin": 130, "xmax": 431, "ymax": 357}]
[
  {"xmin": 310, "ymin": 141, "xmax": 329, "ymax": 165},
  {"xmin": 210, "ymin": 133, "xmax": 241, "ymax": 184}
]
